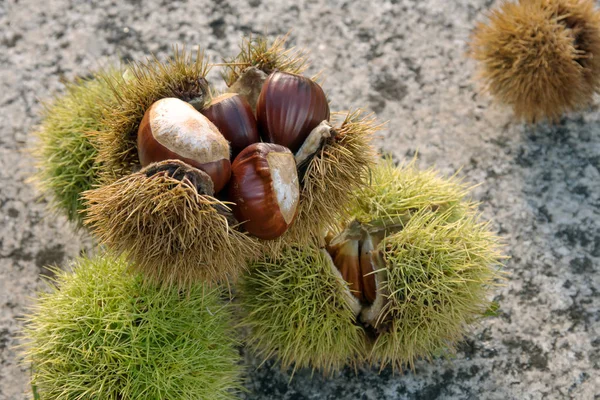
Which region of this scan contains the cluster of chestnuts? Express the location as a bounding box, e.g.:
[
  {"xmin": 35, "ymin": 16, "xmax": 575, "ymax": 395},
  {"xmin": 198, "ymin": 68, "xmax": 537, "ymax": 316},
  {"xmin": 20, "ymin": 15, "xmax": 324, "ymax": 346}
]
[
  {"xmin": 137, "ymin": 71, "xmax": 330, "ymax": 240},
  {"xmin": 29, "ymin": 36, "xmax": 504, "ymax": 394}
]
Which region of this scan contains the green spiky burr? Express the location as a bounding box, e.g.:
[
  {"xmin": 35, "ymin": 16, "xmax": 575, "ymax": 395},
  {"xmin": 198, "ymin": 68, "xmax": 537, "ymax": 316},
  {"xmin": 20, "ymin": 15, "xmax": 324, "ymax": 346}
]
[
  {"xmin": 32, "ymin": 70, "xmax": 120, "ymax": 225},
  {"xmin": 240, "ymin": 159, "xmax": 502, "ymax": 373},
  {"xmin": 22, "ymin": 253, "xmax": 243, "ymax": 399},
  {"xmin": 239, "ymin": 246, "xmax": 365, "ymax": 374},
  {"xmin": 344, "ymin": 159, "xmax": 503, "ymax": 369}
]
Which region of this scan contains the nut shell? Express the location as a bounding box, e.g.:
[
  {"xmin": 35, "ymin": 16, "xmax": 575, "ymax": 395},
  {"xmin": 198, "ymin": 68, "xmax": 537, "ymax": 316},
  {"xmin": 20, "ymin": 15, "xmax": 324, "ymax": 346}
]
[
  {"xmin": 358, "ymin": 234, "xmax": 378, "ymax": 305},
  {"xmin": 137, "ymin": 98, "xmax": 231, "ymax": 193},
  {"xmin": 229, "ymin": 143, "xmax": 299, "ymax": 240},
  {"xmin": 256, "ymin": 72, "xmax": 330, "ymax": 153},
  {"xmin": 329, "ymin": 238, "xmax": 364, "ymax": 302},
  {"xmin": 326, "ymin": 226, "xmax": 382, "ymax": 307},
  {"xmin": 201, "ymin": 93, "xmax": 260, "ymax": 158}
]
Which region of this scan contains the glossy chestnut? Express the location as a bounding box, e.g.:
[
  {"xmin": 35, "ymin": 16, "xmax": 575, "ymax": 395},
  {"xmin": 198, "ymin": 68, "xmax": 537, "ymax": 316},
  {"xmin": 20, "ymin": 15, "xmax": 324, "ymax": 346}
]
[
  {"xmin": 201, "ymin": 93, "xmax": 260, "ymax": 158},
  {"xmin": 328, "ymin": 238, "xmax": 364, "ymax": 302},
  {"xmin": 327, "ymin": 229, "xmax": 379, "ymax": 306},
  {"xmin": 229, "ymin": 143, "xmax": 300, "ymax": 240},
  {"xmin": 137, "ymin": 97, "xmax": 231, "ymax": 193},
  {"xmin": 256, "ymin": 72, "xmax": 330, "ymax": 153}
]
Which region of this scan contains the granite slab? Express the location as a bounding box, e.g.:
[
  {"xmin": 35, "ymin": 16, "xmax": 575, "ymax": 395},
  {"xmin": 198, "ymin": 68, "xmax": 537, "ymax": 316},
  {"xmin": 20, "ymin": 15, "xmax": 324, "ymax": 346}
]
[{"xmin": 0, "ymin": 0, "xmax": 598, "ymax": 398}]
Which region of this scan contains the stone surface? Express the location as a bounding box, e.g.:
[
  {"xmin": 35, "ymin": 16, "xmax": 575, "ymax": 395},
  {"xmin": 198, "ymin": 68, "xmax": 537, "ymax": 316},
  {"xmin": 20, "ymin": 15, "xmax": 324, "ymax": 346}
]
[{"xmin": 1, "ymin": 0, "xmax": 599, "ymax": 399}]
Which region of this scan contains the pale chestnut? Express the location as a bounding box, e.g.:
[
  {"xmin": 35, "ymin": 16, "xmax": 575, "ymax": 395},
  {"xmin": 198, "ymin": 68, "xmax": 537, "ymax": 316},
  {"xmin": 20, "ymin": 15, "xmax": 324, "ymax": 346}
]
[{"xmin": 137, "ymin": 97, "xmax": 231, "ymax": 193}]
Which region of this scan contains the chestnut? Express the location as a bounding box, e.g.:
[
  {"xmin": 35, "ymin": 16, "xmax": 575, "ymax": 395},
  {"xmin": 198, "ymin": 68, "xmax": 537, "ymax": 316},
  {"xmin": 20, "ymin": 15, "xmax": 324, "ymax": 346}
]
[
  {"xmin": 201, "ymin": 93, "xmax": 260, "ymax": 158},
  {"xmin": 358, "ymin": 233, "xmax": 378, "ymax": 305},
  {"xmin": 137, "ymin": 97, "xmax": 232, "ymax": 193},
  {"xmin": 328, "ymin": 238, "xmax": 364, "ymax": 302},
  {"xmin": 256, "ymin": 72, "xmax": 330, "ymax": 153},
  {"xmin": 326, "ymin": 225, "xmax": 379, "ymax": 305},
  {"xmin": 229, "ymin": 143, "xmax": 300, "ymax": 240}
]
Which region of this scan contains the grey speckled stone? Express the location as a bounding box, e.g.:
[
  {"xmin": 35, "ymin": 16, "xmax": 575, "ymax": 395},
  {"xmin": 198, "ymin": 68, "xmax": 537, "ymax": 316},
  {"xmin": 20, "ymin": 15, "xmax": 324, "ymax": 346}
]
[{"xmin": 1, "ymin": 0, "xmax": 599, "ymax": 399}]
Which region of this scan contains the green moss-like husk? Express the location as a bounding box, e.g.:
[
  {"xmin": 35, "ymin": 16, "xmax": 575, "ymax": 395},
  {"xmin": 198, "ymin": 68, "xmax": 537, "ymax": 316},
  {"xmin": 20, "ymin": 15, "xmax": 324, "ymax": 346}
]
[
  {"xmin": 22, "ymin": 253, "xmax": 243, "ymax": 399},
  {"xmin": 32, "ymin": 71, "xmax": 120, "ymax": 224},
  {"xmin": 239, "ymin": 246, "xmax": 365, "ymax": 374},
  {"xmin": 349, "ymin": 159, "xmax": 503, "ymax": 370}
]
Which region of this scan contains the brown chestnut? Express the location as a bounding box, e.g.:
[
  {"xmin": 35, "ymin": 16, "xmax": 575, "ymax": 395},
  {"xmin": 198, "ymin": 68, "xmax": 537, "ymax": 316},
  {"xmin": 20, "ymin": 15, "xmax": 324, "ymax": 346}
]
[
  {"xmin": 358, "ymin": 233, "xmax": 378, "ymax": 305},
  {"xmin": 137, "ymin": 97, "xmax": 232, "ymax": 193},
  {"xmin": 328, "ymin": 238, "xmax": 364, "ymax": 302},
  {"xmin": 256, "ymin": 72, "xmax": 330, "ymax": 153},
  {"xmin": 326, "ymin": 225, "xmax": 379, "ymax": 306},
  {"xmin": 201, "ymin": 93, "xmax": 260, "ymax": 158},
  {"xmin": 229, "ymin": 143, "xmax": 300, "ymax": 240}
]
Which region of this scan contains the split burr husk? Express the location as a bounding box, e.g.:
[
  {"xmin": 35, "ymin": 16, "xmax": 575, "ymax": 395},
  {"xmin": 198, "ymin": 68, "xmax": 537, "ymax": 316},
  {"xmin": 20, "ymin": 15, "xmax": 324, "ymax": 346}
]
[
  {"xmin": 470, "ymin": 0, "xmax": 600, "ymax": 122},
  {"xmin": 240, "ymin": 159, "xmax": 503, "ymax": 373},
  {"xmin": 21, "ymin": 252, "xmax": 243, "ymax": 399},
  {"xmin": 346, "ymin": 159, "xmax": 504, "ymax": 370}
]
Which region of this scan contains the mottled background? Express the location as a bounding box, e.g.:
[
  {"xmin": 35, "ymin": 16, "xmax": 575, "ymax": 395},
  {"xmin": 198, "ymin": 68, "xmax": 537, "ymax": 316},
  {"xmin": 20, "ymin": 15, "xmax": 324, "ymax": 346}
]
[{"xmin": 1, "ymin": 0, "xmax": 599, "ymax": 399}]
